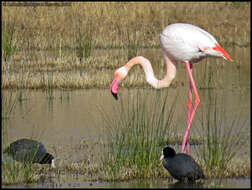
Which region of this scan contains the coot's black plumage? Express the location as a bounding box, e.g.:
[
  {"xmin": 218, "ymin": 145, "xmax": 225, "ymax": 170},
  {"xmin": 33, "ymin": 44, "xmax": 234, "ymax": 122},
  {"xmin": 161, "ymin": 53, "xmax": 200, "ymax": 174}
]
[
  {"xmin": 160, "ymin": 146, "xmax": 204, "ymax": 182},
  {"xmin": 3, "ymin": 138, "xmax": 55, "ymax": 167}
]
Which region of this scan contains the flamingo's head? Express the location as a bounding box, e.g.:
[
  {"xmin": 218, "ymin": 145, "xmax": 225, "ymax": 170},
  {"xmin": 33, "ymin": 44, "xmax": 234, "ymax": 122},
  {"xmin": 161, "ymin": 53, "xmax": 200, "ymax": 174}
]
[
  {"xmin": 204, "ymin": 43, "xmax": 233, "ymax": 62},
  {"xmin": 110, "ymin": 66, "xmax": 128, "ymax": 100}
]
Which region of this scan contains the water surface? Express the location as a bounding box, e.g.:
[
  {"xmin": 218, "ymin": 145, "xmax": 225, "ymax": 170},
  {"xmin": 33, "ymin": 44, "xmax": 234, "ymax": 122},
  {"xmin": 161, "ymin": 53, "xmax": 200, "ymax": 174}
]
[{"xmin": 2, "ymin": 46, "xmax": 250, "ymax": 188}]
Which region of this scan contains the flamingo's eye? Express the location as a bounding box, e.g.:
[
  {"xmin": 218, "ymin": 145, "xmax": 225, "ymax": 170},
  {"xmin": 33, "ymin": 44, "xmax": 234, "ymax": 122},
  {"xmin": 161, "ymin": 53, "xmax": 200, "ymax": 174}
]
[{"xmin": 198, "ymin": 48, "xmax": 204, "ymax": 52}]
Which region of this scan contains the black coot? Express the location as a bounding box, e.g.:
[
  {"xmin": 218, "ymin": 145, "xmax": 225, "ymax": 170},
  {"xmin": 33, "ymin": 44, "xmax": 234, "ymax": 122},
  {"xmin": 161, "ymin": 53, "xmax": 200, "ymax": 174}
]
[
  {"xmin": 160, "ymin": 146, "xmax": 204, "ymax": 182},
  {"xmin": 3, "ymin": 138, "xmax": 55, "ymax": 168}
]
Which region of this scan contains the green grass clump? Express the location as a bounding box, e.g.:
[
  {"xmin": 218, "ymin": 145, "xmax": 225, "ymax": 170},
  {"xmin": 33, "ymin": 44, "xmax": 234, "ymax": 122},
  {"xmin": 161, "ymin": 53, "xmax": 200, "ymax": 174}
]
[
  {"xmin": 99, "ymin": 89, "xmax": 177, "ymax": 181},
  {"xmin": 195, "ymin": 89, "xmax": 249, "ymax": 178},
  {"xmin": 2, "ymin": 19, "xmax": 17, "ymax": 62},
  {"xmin": 2, "ymin": 161, "xmax": 38, "ymax": 186}
]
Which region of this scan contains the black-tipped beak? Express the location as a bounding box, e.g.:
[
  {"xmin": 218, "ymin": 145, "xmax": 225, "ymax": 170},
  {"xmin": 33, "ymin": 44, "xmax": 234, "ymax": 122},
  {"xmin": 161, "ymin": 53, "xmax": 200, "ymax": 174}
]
[{"xmin": 111, "ymin": 91, "xmax": 118, "ymax": 100}]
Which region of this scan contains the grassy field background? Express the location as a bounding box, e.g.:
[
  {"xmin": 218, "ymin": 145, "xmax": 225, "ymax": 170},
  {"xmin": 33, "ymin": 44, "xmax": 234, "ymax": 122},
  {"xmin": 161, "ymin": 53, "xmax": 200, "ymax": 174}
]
[
  {"xmin": 2, "ymin": 2, "xmax": 250, "ymax": 89},
  {"xmin": 2, "ymin": 2, "xmax": 250, "ymax": 49}
]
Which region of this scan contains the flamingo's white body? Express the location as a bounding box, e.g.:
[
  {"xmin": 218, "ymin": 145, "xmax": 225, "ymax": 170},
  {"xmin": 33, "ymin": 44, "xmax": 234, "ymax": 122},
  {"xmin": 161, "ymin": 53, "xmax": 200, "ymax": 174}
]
[{"xmin": 110, "ymin": 23, "xmax": 232, "ymax": 154}]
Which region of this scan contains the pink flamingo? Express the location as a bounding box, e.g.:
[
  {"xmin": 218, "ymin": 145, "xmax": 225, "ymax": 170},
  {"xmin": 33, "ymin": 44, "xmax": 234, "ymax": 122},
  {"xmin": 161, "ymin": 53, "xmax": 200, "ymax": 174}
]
[{"xmin": 110, "ymin": 23, "xmax": 232, "ymax": 154}]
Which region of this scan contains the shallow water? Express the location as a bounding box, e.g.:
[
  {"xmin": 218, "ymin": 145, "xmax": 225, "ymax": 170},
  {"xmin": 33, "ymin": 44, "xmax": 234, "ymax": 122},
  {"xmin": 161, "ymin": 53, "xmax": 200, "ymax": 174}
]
[
  {"xmin": 4, "ymin": 178, "xmax": 251, "ymax": 188},
  {"xmin": 2, "ymin": 46, "xmax": 250, "ymax": 188}
]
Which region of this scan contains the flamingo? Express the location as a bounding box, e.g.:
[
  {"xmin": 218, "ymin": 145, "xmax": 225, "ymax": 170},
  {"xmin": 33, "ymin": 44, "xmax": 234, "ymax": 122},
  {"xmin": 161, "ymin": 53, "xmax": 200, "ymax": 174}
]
[{"xmin": 110, "ymin": 23, "xmax": 232, "ymax": 154}]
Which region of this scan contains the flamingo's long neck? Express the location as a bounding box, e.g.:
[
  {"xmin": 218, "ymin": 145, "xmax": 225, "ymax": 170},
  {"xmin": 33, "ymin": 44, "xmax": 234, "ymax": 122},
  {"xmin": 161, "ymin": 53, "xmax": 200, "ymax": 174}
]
[{"xmin": 124, "ymin": 56, "xmax": 177, "ymax": 89}]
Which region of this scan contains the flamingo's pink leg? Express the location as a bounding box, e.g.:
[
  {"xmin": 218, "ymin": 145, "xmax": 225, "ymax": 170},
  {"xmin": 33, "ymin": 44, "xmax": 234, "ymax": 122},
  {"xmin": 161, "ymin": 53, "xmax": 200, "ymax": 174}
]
[
  {"xmin": 181, "ymin": 63, "xmax": 192, "ymax": 153},
  {"xmin": 186, "ymin": 63, "xmax": 193, "ymax": 153},
  {"xmin": 181, "ymin": 61, "xmax": 200, "ymax": 154}
]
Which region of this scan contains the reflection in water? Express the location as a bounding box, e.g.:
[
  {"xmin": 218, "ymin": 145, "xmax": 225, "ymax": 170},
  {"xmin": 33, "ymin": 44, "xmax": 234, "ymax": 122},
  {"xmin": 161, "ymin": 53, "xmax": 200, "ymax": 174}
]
[
  {"xmin": 168, "ymin": 180, "xmax": 204, "ymax": 188},
  {"xmin": 2, "ymin": 47, "xmax": 250, "ymax": 188}
]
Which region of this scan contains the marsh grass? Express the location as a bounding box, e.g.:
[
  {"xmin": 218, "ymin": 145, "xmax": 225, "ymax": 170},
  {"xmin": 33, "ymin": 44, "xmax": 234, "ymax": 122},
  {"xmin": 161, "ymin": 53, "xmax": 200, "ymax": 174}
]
[
  {"xmin": 1, "ymin": 90, "xmax": 50, "ymax": 186},
  {"xmin": 2, "ymin": 91, "xmax": 18, "ymax": 155},
  {"xmin": 196, "ymin": 58, "xmax": 225, "ymax": 90},
  {"xmin": 2, "ymin": 19, "xmax": 17, "ymax": 62},
  {"xmin": 75, "ymin": 19, "xmax": 93, "ymax": 63},
  {"xmin": 198, "ymin": 60, "xmax": 215, "ymax": 89},
  {"xmin": 2, "ymin": 138, "xmax": 50, "ymax": 186},
  {"xmin": 2, "ymin": 136, "xmax": 53, "ymax": 185},
  {"xmin": 2, "ymin": 2, "xmax": 250, "ymax": 51},
  {"xmin": 17, "ymin": 90, "xmax": 26, "ymax": 103},
  {"xmin": 57, "ymin": 39, "xmax": 64, "ymax": 61},
  {"xmin": 1, "ymin": 91, "xmax": 18, "ymax": 120},
  {"xmin": 2, "ymin": 2, "xmax": 250, "ymax": 90},
  {"xmin": 98, "ymin": 89, "xmax": 177, "ymax": 180},
  {"xmin": 192, "ymin": 55, "xmax": 249, "ymax": 177},
  {"xmin": 125, "ymin": 26, "xmax": 140, "ymax": 60},
  {"xmin": 192, "ymin": 58, "xmax": 249, "ymax": 177},
  {"xmin": 1, "ymin": 161, "xmax": 38, "ymax": 185},
  {"xmin": 46, "ymin": 72, "xmax": 54, "ymax": 100},
  {"xmin": 1, "ymin": 91, "xmax": 38, "ymax": 185},
  {"xmin": 195, "ymin": 89, "xmax": 249, "ymax": 177}
]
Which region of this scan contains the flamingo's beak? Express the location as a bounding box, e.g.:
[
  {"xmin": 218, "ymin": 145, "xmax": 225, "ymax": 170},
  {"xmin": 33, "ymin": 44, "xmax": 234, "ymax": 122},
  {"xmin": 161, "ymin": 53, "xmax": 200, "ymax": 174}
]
[
  {"xmin": 110, "ymin": 77, "xmax": 118, "ymax": 100},
  {"xmin": 111, "ymin": 91, "xmax": 118, "ymax": 100},
  {"xmin": 213, "ymin": 44, "xmax": 233, "ymax": 62}
]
